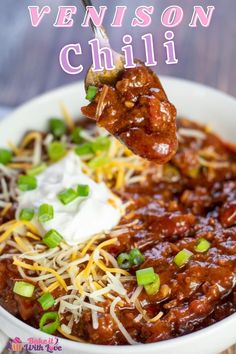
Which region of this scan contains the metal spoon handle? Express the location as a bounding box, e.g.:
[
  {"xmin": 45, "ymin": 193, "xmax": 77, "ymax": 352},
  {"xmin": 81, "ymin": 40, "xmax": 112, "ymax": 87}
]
[{"xmin": 81, "ymin": 0, "xmax": 110, "ymax": 47}]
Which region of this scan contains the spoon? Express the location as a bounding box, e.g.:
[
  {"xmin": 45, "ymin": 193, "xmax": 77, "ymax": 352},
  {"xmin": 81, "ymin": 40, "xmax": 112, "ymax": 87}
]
[{"xmin": 81, "ymin": 0, "xmax": 125, "ymax": 88}]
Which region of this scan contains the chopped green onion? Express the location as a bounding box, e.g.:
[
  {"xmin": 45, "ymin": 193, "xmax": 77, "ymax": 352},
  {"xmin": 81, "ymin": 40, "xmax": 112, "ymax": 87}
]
[
  {"xmin": 48, "ymin": 142, "xmax": 66, "ymax": 161},
  {"xmin": 86, "ymin": 85, "xmax": 98, "ymax": 101},
  {"xmin": 19, "ymin": 208, "xmax": 35, "ymax": 221},
  {"xmin": 17, "ymin": 175, "xmax": 37, "ymax": 191},
  {"xmin": 163, "ymin": 164, "xmax": 180, "ymax": 181},
  {"xmin": 49, "ymin": 118, "xmax": 66, "ymax": 138},
  {"xmin": 38, "ymin": 292, "xmax": 55, "ymax": 311},
  {"xmin": 117, "ymin": 253, "xmax": 131, "ymax": 269},
  {"xmin": 75, "ymin": 137, "xmax": 110, "ymax": 156},
  {"xmin": 186, "ymin": 167, "xmax": 200, "ymax": 179},
  {"xmin": 39, "ymin": 312, "xmax": 60, "ymax": 334},
  {"xmin": 13, "ymin": 281, "xmax": 35, "ymax": 298},
  {"xmin": 91, "ymin": 136, "xmax": 111, "ymax": 153},
  {"xmin": 144, "ymin": 274, "xmax": 161, "ymax": 296},
  {"xmin": 71, "ymin": 127, "xmax": 84, "ymax": 144},
  {"xmin": 0, "ymin": 148, "xmax": 12, "ymax": 165},
  {"xmin": 38, "ymin": 204, "xmax": 54, "ymax": 223},
  {"xmin": 75, "ymin": 142, "xmax": 93, "ymax": 156},
  {"xmin": 77, "ymin": 184, "xmax": 90, "ymax": 197},
  {"xmin": 174, "ymin": 249, "xmax": 193, "ymax": 268},
  {"xmin": 129, "ymin": 249, "xmax": 145, "ymax": 267},
  {"xmin": 117, "ymin": 249, "xmax": 145, "ymax": 270},
  {"xmin": 27, "ymin": 163, "xmax": 47, "ymax": 177},
  {"xmin": 43, "ymin": 229, "xmax": 63, "ymax": 248},
  {"xmin": 58, "ymin": 188, "xmax": 78, "ymax": 205},
  {"xmin": 195, "ymin": 238, "xmax": 211, "ymax": 253},
  {"xmin": 136, "ymin": 267, "xmax": 156, "ymax": 286},
  {"xmin": 88, "ymin": 155, "xmax": 110, "ymax": 169}
]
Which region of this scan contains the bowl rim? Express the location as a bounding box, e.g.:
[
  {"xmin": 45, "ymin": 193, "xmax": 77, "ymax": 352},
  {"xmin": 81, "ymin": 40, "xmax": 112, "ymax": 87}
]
[
  {"xmin": 1, "ymin": 300, "xmax": 236, "ymax": 351},
  {"xmin": 0, "ymin": 76, "xmax": 236, "ymax": 351},
  {"xmin": 1, "ymin": 75, "xmax": 236, "ymax": 122}
]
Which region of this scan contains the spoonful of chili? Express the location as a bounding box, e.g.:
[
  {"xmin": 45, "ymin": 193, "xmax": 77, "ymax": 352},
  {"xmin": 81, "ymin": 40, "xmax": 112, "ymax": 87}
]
[{"xmin": 81, "ymin": 0, "xmax": 178, "ymax": 164}]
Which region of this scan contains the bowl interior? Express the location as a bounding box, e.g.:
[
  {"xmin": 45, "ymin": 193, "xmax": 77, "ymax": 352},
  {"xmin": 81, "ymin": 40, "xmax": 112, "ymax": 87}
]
[{"xmin": 0, "ymin": 78, "xmax": 235, "ymax": 354}]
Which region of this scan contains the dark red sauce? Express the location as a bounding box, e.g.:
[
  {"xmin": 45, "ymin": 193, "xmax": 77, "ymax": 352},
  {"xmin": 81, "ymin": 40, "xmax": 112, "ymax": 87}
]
[{"xmin": 0, "ymin": 118, "xmax": 235, "ymax": 345}]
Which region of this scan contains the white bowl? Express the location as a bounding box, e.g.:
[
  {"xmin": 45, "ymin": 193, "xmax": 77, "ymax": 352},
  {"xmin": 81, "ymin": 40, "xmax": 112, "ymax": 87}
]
[{"xmin": 0, "ymin": 78, "xmax": 235, "ymax": 354}]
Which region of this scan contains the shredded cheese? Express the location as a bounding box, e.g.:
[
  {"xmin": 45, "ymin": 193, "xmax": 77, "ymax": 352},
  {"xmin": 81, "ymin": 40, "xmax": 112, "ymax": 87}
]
[
  {"xmin": 8, "ymin": 141, "xmax": 21, "ymax": 156},
  {"xmin": 60, "ymin": 102, "xmax": 75, "ymax": 131},
  {"xmin": 95, "ymin": 259, "xmax": 130, "ymax": 276},
  {"xmin": 14, "ymin": 235, "xmax": 31, "ymax": 253},
  {"xmin": 20, "ymin": 132, "xmax": 42, "ymax": 149},
  {"xmin": 178, "ymin": 128, "xmax": 206, "ymax": 140},
  {"xmin": 38, "ymin": 280, "xmax": 49, "ymax": 293},
  {"xmin": 1, "ymin": 203, "xmax": 12, "ymax": 217},
  {"xmin": 115, "ymin": 167, "xmax": 125, "ymax": 189},
  {"xmin": 110, "ymin": 297, "xmax": 137, "ymax": 345},
  {"xmin": 0, "ymin": 221, "xmax": 38, "ymax": 243},
  {"xmin": 80, "ymin": 234, "xmax": 102, "ymax": 257},
  {"xmin": 47, "ymin": 281, "xmax": 60, "ymax": 293},
  {"xmin": 13, "ymin": 257, "xmax": 68, "ymax": 290},
  {"xmin": 8, "ymin": 163, "xmax": 32, "ymax": 170},
  {"xmin": 57, "ymin": 327, "xmax": 82, "ymax": 342},
  {"xmin": 130, "ymin": 286, "xmax": 143, "ymax": 303},
  {"xmin": 82, "ymin": 238, "xmax": 118, "ymax": 277},
  {"xmin": 149, "ymin": 311, "xmax": 164, "ymax": 323},
  {"xmin": 90, "ymin": 298, "xmax": 99, "ymax": 329},
  {"xmin": 96, "ymin": 238, "xmax": 118, "ymax": 251},
  {"xmin": 0, "ymin": 243, "xmax": 6, "ymax": 255},
  {"xmin": 135, "ymin": 300, "xmax": 150, "ymax": 322},
  {"xmin": 25, "ymin": 232, "xmax": 41, "ymax": 241},
  {"xmin": 0, "ymin": 220, "xmax": 16, "ymax": 232},
  {"xmin": 198, "ymin": 156, "xmax": 230, "ymax": 169},
  {"xmin": 32, "ymin": 134, "xmax": 42, "ymax": 166}
]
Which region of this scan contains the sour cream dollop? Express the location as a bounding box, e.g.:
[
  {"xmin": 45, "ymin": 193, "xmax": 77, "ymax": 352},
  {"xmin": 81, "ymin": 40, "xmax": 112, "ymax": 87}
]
[{"xmin": 17, "ymin": 152, "xmax": 122, "ymax": 245}]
